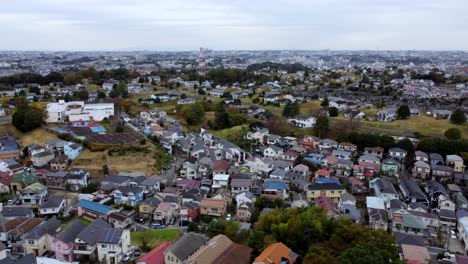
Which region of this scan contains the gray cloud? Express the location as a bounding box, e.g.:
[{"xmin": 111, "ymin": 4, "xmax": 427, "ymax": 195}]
[{"xmin": 0, "ymin": 0, "xmax": 467, "ymax": 50}]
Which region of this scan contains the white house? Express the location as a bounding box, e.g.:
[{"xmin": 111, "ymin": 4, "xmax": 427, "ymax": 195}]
[
  {"xmin": 288, "ymin": 115, "xmax": 316, "ymax": 128},
  {"xmin": 263, "ymin": 145, "xmax": 284, "ymax": 160},
  {"xmin": 212, "ymin": 174, "xmax": 230, "ymax": 189}
]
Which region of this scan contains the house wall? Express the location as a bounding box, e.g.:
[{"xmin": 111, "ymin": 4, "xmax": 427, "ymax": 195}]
[{"xmin": 53, "ymin": 239, "xmax": 75, "ymax": 262}]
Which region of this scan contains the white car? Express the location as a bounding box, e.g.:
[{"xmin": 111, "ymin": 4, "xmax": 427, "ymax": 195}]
[{"xmin": 122, "ymin": 252, "xmax": 133, "ymax": 262}]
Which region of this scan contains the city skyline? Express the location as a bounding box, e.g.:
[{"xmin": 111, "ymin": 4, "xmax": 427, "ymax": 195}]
[{"xmin": 1, "ymin": 0, "xmax": 467, "ymax": 51}]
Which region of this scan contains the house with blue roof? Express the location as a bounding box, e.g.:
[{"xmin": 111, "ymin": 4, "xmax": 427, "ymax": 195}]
[
  {"xmin": 316, "ymin": 177, "xmax": 341, "ymax": 185},
  {"xmin": 77, "ymin": 199, "xmax": 114, "ymax": 220},
  {"xmin": 304, "ymin": 153, "xmax": 324, "ymax": 166},
  {"xmin": 262, "ymin": 179, "xmax": 289, "ymax": 200}
]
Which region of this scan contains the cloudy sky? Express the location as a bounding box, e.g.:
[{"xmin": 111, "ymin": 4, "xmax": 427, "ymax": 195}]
[{"xmin": 1, "ymin": 0, "xmax": 467, "ymax": 51}]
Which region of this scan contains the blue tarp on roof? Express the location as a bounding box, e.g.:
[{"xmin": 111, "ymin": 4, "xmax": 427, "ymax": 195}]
[
  {"xmin": 143, "ymin": 128, "xmax": 151, "ymax": 135},
  {"xmin": 78, "ymin": 199, "xmax": 112, "ymax": 215},
  {"xmin": 316, "ymin": 177, "xmax": 341, "ymax": 185}
]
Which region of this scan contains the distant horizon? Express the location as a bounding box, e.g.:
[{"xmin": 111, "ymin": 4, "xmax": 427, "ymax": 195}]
[
  {"xmin": 1, "ymin": 48, "xmax": 468, "ymax": 53},
  {"xmin": 1, "ymin": 0, "xmax": 467, "ymax": 51}
]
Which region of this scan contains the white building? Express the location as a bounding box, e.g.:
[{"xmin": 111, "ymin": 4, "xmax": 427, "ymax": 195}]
[
  {"xmin": 288, "ymin": 115, "xmax": 317, "ymax": 128},
  {"xmin": 45, "ymin": 100, "xmax": 114, "ymax": 123}
]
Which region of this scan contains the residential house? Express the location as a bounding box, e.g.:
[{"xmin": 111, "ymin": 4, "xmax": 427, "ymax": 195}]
[
  {"xmin": 19, "ymin": 182, "xmax": 47, "ymax": 206},
  {"xmin": 108, "ymin": 212, "xmax": 132, "ymax": 228},
  {"xmin": 53, "ymin": 220, "xmax": 87, "ymax": 262},
  {"xmin": 63, "ymin": 143, "xmax": 83, "ymax": 160},
  {"xmin": 45, "ymin": 171, "xmax": 68, "ymax": 190},
  {"xmin": 113, "ymin": 186, "xmax": 143, "ymax": 206},
  {"xmin": 180, "ymin": 202, "xmax": 199, "ymax": 223},
  {"xmin": 401, "ymin": 244, "xmax": 430, "ymax": 263},
  {"xmin": 31, "ymin": 151, "xmax": 54, "ymax": 168},
  {"xmin": 338, "ymin": 142, "xmax": 357, "ymax": 152},
  {"xmin": 154, "ymin": 202, "xmax": 178, "ymax": 225},
  {"xmin": 245, "ymin": 157, "xmax": 272, "ymax": 176},
  {"xmin": 200, "ymin": 199, "xmax": 226, "ymax": 217},
  {"xmin": 381, "ymin": 159, "xmax": 400, "ymax": 176},
  {"xmin": 253, "ymin": 242, "xmax": 297, "ymax": 264},
  {"xmin": 138, "ymin": 197, "xmax": 161, "ymax": 219},
  {"xmin": 364, "ymin": 147, "xmax": 384, "ymax": 159},
  {"xmin": 307, "ymin": 183, "xmax": 345, "ymax": 203},
  {"xmin": 400, "ymin": 179, "xmax": 429, "ymax": 206},
  {"xmin": 412, "ymin": 161, "xmax": 431, "ymax": 180},
  {"xmin": 287, "ymin": 115, "xmax": 316, "ymax": 128},
  {"xmin": 332, "ymin": 149, "xmax": 353, "ymax": 160},
  {"xmin": 235, "ymin": 191, "xmax": 256, "ymax": 206},
  {"xmin": 377, "ymin": 108, "xmax": 396, "ymax": 122},
  {"xmin": 263, "ymin": 145, "xmax": 284, "ymax": 160},
  {"xmin": 369, "ymin": 178, "xmax": 399, "ymax": 204},
  {"xmin": 318, "ymin": 139, "xmax": 338, "ymax": 150},
  {"xmin": 186, "ymin": 234, "xmax": 252, "ymax": 264},
  {"xmin": 368, "ymin": 208, "xmax": 388, "ymax": 230},
  {"xmin": 292, "ymin": 164, "xmax": 309, "ymax": 177},
  {"xmin": 414, "ymin": 151, "xmax": 429, "ymax": 162},
  {"xmin": 1, "ymin": 206, "xmax": 34, "ymax": 220},
  {"xmin": 39, "ymin": 195, "xmax": 65, "ymax": 217},
  {"xmin": 358, "ymin": 154, "xmax": 381, "ymax": 172},
  {"xmin": 236, "ymin": 202, "xmax": 254, "ymax": 222},
  {"xmin": 431, "ymin": 165, "xmax": 453, "ymax": 181},
  {"xmin": 77, "ymin": 199, "xmax": 114, "ymax": 220},
  {"xmin": 6, "ymin": 217, "xmax": 44, "ymax": 254},
  {"xmin": 138, "ymin": 176, "xmax": 161, "ymax": 195},
  {"xmin": 447, "ymin": 155, "xmax": 465, "ymax": 173},
  {"xmin": 164, "ymin": 233, "xmax": 208, "ymax": 264},
  {"xmin": 230, "ymin": 179, "xmax": 252, "ymax": 195},
  {"xmin": 23, "ymin": 218, "xmax": 61, "ymax": 256},
  {"xmin": 429, "ymin": 153, "xmax": 445, "ymax": 166},
  {"xmin": 335, "ymin": 159, "xmax": 353, "ymax": 177},
  {"xmin": 316, "ymin": 195, "xmax": 339, "ymax": 218},
  {"xmin": 66, "ymin": 168, "xmax": 89, "ymax": 191},
  {"xmin": 95, "ymin": 227, "xmax": 131, "ymax": 264},
  {"xmin": 45, "ymin": 139, "xmax": 69, "ymax": 156},
  {"xmin": 388, "ymin": 148, "xmax": 407, "ymax": 163},
  {"xmin": 136, "ymin": 242, "xmax": 171, "ymax": 264},
  {"xmin": 262, "ymin": 180, "xmax": 289, "ymax": 200}
]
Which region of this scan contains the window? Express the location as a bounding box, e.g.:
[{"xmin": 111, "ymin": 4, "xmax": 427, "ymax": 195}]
[
  {"xmin": 28, "ymin": 240, "xmax": 35, "ymax": 245},
  {"xmin": 101, "ymin": 244, "xmax": 107, "ymax": 248}
]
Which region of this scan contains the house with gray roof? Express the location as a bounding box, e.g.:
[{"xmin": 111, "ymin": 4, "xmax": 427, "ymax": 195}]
[
  {"xmin": 53, "ymin": 220, "xmax": 87, "ymax": 262},
  {"xmin": 369, "ymin": 178, "xmax": 399, "ymax": 204},
  {"xmin": 164, "ymin": 232, "xmax": 208, "ymax": 264},
  {"xmin": 39, "ymin": 195, "xmax": 65, "ymax": 217},
  {"xmin": 400, "ymin": 179, "xmax": 429, "ymax": 206},
  {"xmin": 23, "ymin": 217, "xmax": 61, "ymax": 256}
]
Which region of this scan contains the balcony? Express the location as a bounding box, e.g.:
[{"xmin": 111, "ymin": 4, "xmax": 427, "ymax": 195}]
[{"xmin": 74, "ymin": 244, "xmax": 94, "ymax": 255}]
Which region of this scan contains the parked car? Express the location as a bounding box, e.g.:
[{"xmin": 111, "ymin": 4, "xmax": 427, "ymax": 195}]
[
  {"xmin": 123, "ymin": 252, "xmax": 133, "ymax": 262},
  {"xmin": 169, "ymin": 217, "xmax": 176, "ymax": 225},
  {"xmin": 134, "ymin": 248, "xmax": 141, "ymax": 257},
  {"xmin": 135, "ymin": 217, "xmax": 146, "ymax": 224},
  {"xmin": 151, "ymin": 222, "xmax": 166, "ymax": 229}
]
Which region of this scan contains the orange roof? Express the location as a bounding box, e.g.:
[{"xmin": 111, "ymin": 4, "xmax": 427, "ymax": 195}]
[
  {"xmin": 253, "ymin": 242, "xmax": 297, "ymax": 264},
  {"xmin": 200, "ymin": 198, "xmax": 226, "ymax": 208}
]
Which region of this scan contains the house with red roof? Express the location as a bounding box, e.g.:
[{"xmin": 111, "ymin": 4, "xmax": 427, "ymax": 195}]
[
  {"xmin": 136, "ymin": 242, "xmax": 171, "ymax": 264},
  {"xmin": 315, "ymin": 169, "xmax": 331, "ymax": 178}
]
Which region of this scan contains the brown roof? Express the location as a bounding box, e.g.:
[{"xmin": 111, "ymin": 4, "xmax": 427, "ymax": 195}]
[
  {"xmin": 9, "ymin": 217, "xmax": 44, "ymax": 236},
  {"xmin": 212, "ymin": 160, "xmax": 230, "ymax": 171},
  {"xmin": 200, "ymin": 198, "xmax": 226, "ymax": 209},
  {"xmin": 253, "ymin": 242, "xmax": 297, "ymax": 264},
  {"xmin": 365, "ymin": 147, "xmax": 384, "ymax": 152},
  {"xmin": 214, "ymin": 243, "xmax": 252, "ymax": 264},
  {"xmin": 187, "ymin": 234, "xmax": 233, "ymax": 264},
  {"xmin": 0, "ymin": 217, "xmax": 28, "ymax": 232},
  {"xmin": 401, "ymin": 244, "xmax": 430, "ymax": 263}
]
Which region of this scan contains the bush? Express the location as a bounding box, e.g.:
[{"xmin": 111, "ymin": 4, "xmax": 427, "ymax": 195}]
[{"xmin": 445, "ymin": 128, "xmax": 462, "ymax": 140}]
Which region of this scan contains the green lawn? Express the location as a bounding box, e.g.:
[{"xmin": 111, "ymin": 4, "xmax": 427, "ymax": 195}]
[
  {"xmin": 131, "ymin": 229, "xmax": 180, "ymax": 249},
  {"xmin": 78, "ymin": 217, "xmax": 92, "ymax": 225},
  {"xmin": 213, "ymin": 125, "xmax": 249, "ymax": 139}
]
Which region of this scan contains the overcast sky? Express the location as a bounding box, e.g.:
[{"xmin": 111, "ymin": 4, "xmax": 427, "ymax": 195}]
[{"xmin": 1, "ymin": 0, "xmax": 467, "ymax": 51}]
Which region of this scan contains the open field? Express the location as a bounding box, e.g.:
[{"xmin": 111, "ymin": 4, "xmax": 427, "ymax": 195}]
[
  {"xmin": 356, "ymin": 116, "xmax": 468, "ymax": 138},
  {"xmin": 72, "ymin": 148, "xmax": 158, "ymax": 176},
  {"xmin": 131, "ymin": 229, "xmax": 180, "ymax": 249},
  {"xmin": 213, "ymin": 124, "xmax": 249, "ymax": 139},
  {"xmin": 0, "ymin": 125, "xmax": 57, "ymax": 147},
  {"xmin": 300, "ymin": 100, "xmax": 322, "ymax": 115}
]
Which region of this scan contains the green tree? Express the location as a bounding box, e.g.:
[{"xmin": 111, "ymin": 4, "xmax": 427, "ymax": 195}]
[
  {"xmin": 315, "ymin": 116, "xmax": 329, "ymax": 138},
  {"xmin": 397, "ymin": 105, "xmax": 410, "ymax": 119},
  {"xmin": 214, "ymin": 104, "xmax": 230, "ymax": 129},
  {"xmin": 282, "ymin": 102, "xmax": 300, "ymax": 117},
  {"xmin": 12, "ymin": 97, "xmax": 45, "ymax": 132},
  {"xmin": 445, "ymin": 128, "xmax": 462, "ymax": 140},
  {"xmin": 450, "ymin": 109, "xmax": 466, "ymax": 124},
  {"xmin": 328, "ymin": 107, "xmax": 338, "ymax": 117},
  {"xmin": 338, "ymin": 243, "xmax": 388, "ymax": 264},
  {"xmin": 185, "ymin": 103, "xmax": 205, "ymax": 125},
  {"xmin": 75, "ymin": 90, "xmax": 89, "ymax": 101}
]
